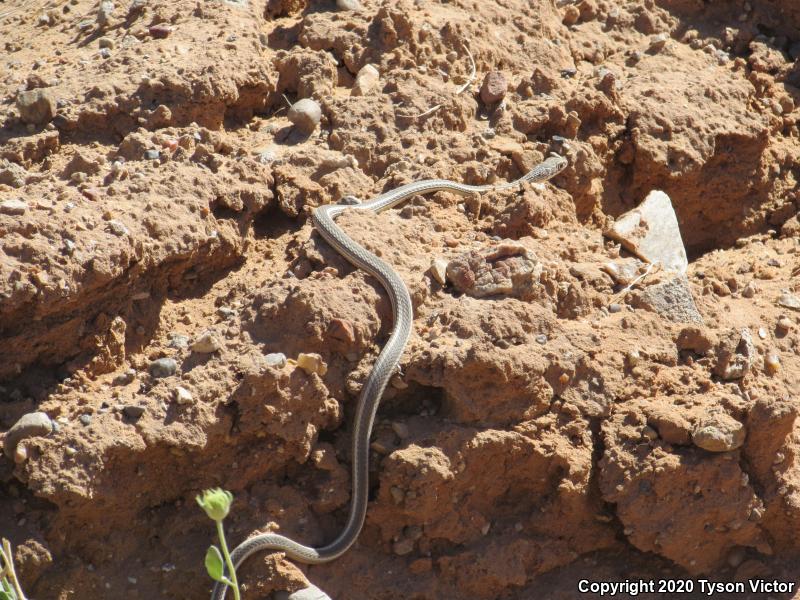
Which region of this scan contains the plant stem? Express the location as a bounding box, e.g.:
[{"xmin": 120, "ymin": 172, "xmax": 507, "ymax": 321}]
[
  {"xmin": 215, "ymin": 522, "xmax": 240, "ymax": 600},
  {"xmin": 1, "ymin": 539, "xmax": 28, "ymax": 600}
]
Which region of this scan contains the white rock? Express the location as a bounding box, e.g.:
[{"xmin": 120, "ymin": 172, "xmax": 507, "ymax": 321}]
[
  {"xmin": 264, "ymin": 352, "xmax": 287, "ymax": 368},
  {"xmin": 352, "ymin": 64, "xmax": 379, "ymax": 96},
  {"xmin": 604, "ymin": 190, "xmax": 688, "ymax": 273},
  {"xmin": 336, "ymin": 0, "xmax": 361, "ymax": 10},
  {"xmin": 288, "ymin": 585, "xmax": 333, "ymax": 600},
  {"xmin": 191, "ymin": 331, "xmax": 222, "ymax": 353},
  {"xmin": 0, "ymin": 199, "xmax": 28, "ymax": 216},
  {"xmin": 3, "ymin": 412, "xmax": 53, "ymax": 458},
  {"xmin": 174, "ymin": 386, "xmax": 193, "ymax": 405},
  {"xmin": 429, "ymin": 257, "xmax": 448, "ymax": 285}
]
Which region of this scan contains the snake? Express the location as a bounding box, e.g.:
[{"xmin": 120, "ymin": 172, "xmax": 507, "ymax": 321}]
[{"xmin": 211, "ymin": 153, "xmax": 568, "ymax": 600}]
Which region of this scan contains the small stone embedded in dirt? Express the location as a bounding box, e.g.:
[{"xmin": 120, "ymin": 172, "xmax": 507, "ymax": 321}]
[
  {"xmin": 602, "ymin": 258, "xmax": 645, "ymax": 286},
  {"xmin": 327, "ymin": 318, "xmax": 355, "ymax": 343},
  {"xmin": 741, "ymin": 281, "xmax": 757, "ymax": 298},
  {"xmin": 446, "ymin": 242, "xmax": 543, "ymax": 298},
  {"xmin": 0, "ymin": 199, "xmax": 28, "ymax": 216},
  {"xmin": 714, "ymin": 328, "xmax": 756, "ymax": 380},
  {"xmin": 776, "ymin": 316, "xmax": 792, "ymax": 333},
  {"xmin": 123, "ymin": 405, "xmax": 145, "ymax": 419},
  {"xmin": 112, "ymin": 368, "xmax": 136, "ymax": 385},
  {"xmin": 480, "ymin": 71, "xmax": 507, "ymax": 105},
  {"xmin": 777, "ymin": 292, "xmax": 800, "ymax": 311},
  {"xmin": 764, "ymin": 349, "xmax": 780, "ymax": 374},
  {"xmin": 692, "ymin": 412, "xmax": 746, "ymax": 452},
  {"xmin": 190, "ymin": 331, "xmax": 222, "ymax": 354},
  {"xmin": 148, "ymin": 357, "xmax": 178, "ymax": 378},
  {"xmin": 393, "ymin": 538, "xmax": 415, "ymax": 556},
  {"xmin": 264, "ymin": 352, "xmax": 287, "ymax": 368},
  {"xmin": 287, "ymin": 98, "xmax": 321, "ymax": 134},
  {"xmin": 167, "ymin": 334, "xmax": 189, "ymax": 349},
  {"xmin": 631, "ymin": 274, "xmax": 703, "ymax": 324},
  {"xmin": 429, "ymin": 257, "xmax": 448, "ymax": 285},
  {"xmin": 296, "ymin": 352, "xmax": 327, "ymax": 376},
  {"xmin": 106, "ymin": 220, "xmax": 129, "ymax": 236},
  {"xmin": 97, "ymin": 0, "xmax": 113, "ymax": 27},
  {"xmin": 287, "ymin": 585, "xmax": 332, "ymax": 600},
  {"xmin": 3, "ymin": 412, "xmax": 53, "ymax": 458},
  {"xmin": 336, "ymin": 0, "xmax": 361, "ymax": 10},
  {"xmin": 174, "ymin": 386, "xmax": 193, "ymax": 404},
  {"xmin": 98, "ymin": 36, "xmax": 115, "ymax": 49},
  {"xmin": 352, "ymin": 64, "xmax": 379, "ymax": 96},
  {"xmin": 79, "ymin": 414, "xmax": 92, "ymax": 426},
  {"xmin": 16, "ymin": 88, "xmax": 57, "ymax": 125},
  {"xmin": 608, "ymin": 303, "xmax": 623, "ymax": 313},
  {"xmin": 149, "ymin": 24, "xmax": 173, "ymax": 38},
  {"xmin": 649, "ymin": 33, "xmax": 670, "ymax": 52},
  {"xmin": 143, "ymin": 149, "xmax": 160, "ymax": 160}
]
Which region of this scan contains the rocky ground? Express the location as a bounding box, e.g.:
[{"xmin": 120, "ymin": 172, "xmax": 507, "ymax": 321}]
[{"xmin": 1, "ymin": 0, "xmax": 800, "ymax": 598}]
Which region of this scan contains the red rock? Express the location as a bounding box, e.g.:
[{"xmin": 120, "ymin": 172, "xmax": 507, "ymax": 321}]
[
  {"xmin": 148, "ymin": 24, "xmax": 173, "ymax": 39},
  {"xmin": 480, "ymin": 71, "xmax": 507, "ymax": 105}
]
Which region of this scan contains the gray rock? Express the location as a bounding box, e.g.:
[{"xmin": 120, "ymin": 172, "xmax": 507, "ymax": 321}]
[
  {"xmin": 168, "ymin": 333, "xmax": 189, "ymax": 349},
  {"xmin": 287, "ymin": 99, "xmax": 321, "ymax": 134},
  {"xmin": 149, "ymin": 357, "xmax": 178, "ymax": 378},
  {"xmin": 97, "ymin": 0, "xmax": 114, "ymax": 27},
  {"xmin": 0, "ymin": 199, "xmax": 28, "ymax": 216},
  {"xmin": 777, "ymin": 292, "xmax": 800, "ymax": 311},
  {"xmin": 286, "ymin": 585, "xmax": 332, "ymax": 600},
  {"xmin": 692, "ymin": 412, "xmax": 746, "ymax": 452},
  {"xmin": 143, "ymin": 149, "xmax": 160, "ymax": 160},
  {"xmin": 79, "ymin": 414, "xmax": 92, "ymax": 426},
  {"xmin": 3, "ymin": 412, "xmax": 53, "ymax": 457},
  {"xmin": 123, "ymin": 405, "xmax": 145, "ymax": 418},
  {"xmin": 632, "ymin": 274, "xmax": 703, "ymax": 324},
  {"xmin": 0, "ymin": 160, "xmax": 27, "ymax": 188},
  {"xmin": 112, "ymin": 368, "xmax": 136, "ymax": 385},
  {"xmin": 604, "ymin": 190, "xmax": 688, "ymax": 273},
  {"xmin": 174, "ymin": 386, "xmax": 193, "ymax": 404},
  {"xmin": 16, "ymin": 88, "xmax": 57, "ymax": 125},
  {"xmin": 264, "ymin": 352, "xmax": 287, "ymax": 368},
  {"xmin": 107, "ymin": 219, "xmax": 129, "ymax": 236}
]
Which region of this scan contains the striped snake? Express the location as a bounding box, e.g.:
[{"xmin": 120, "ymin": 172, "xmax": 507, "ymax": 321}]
[{"xmin": 212, "ymin": 153, "xmax": 568, "ymax": 600}]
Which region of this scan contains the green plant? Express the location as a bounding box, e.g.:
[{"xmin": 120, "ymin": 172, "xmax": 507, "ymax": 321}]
[
  {"xmin": 0, "ymin": 538, "xmax": 28, "ymax": 600},
  {"xmin": 197, "ymin": 488, "xmax": 240, "ymax": 600}
]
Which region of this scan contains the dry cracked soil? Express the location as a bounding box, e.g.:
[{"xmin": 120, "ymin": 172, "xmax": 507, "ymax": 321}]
[{"xmin": 1, "ymin": 0, "xmax": 800, "ymax": 598}]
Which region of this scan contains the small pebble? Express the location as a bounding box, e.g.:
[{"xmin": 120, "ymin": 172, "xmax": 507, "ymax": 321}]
[
  {"xmin": 191, "ymin": 331, "xmax": 222, "ymax": 353},
  {"xmin": 107, "ymin": 219, "xmax": 129, "ymax": 236},
  {"xmin": 764, "ymin": 350, "xmax": 780, "ymax": 374},
  {"xmin": 143, "ymin": 149, "xmax": 160, "ymax": 160},
  {"xmin": 352, "ymin": 64, "xmax": 379, "ymax": 96},
  {"xmin": 149, "ymin": 357, "xmax": 178, "ymax": 378},
  {"xmin": 535, "ymin": 334, "xmax": 548, "ymax": 344},
  {"xmin": 79, "ymin": 414, "xmax": 92, "ymax": 426},
  {"xmin": 393, "ymin": 538, "xmax": 414, "ymax": 556},
  {"xmin": 608, "ymin": 303, "xmax": 623, "ymax": 313},
  {"xmin": 741, "ymin": 281, "xmax": 757, "ymax": 298},
  {"xmin": 174, "ymin": 386, "xmax": 193, "ymax": 404},
  {"xmin": 336, "ymin": 0, "xmax": 361, "ymax": 10},
  {"xmin": 123, "ymin": 405, "xmax": 145, "ymax": 419},
  {"xmin": 479, "ymin": 71, "xmax": 508, "ymax": 105},
  {"xmin": 167, "ymin": 334, "xmax": 189, "ymax": 349},
  {"xmin": 0, "ymin": 199, "xmax": 28, "ymax": 216},
  {"xmin": 776, "ymin": 316, "xmax": 792, "ymax": 333},
  {"xmin": 296, "ymin": 353, "xmax": 327, "ymax": 376},
  {"xmin": 98, "ymin": 36, "xmax": 115, "ymax": 48},
  {"xmin": 649, "ymin": 33, "xmax": 669, "ymax": 52},
  {"xmin": 429, "ymin": 258, "xmax": 448, "ymax": 285},
  {"xmin": 777, "ymin": 292, "xmax": 800, "ymax": 311},
  {"xmin": 148, "ymin": 24, "xmax": 173, "ymax": 38},
  {"xmin": 264, "ymin": 352, "xmax": 287, "ymax": 368},
  {"xmin": 112, "ymin": 368, "xmax": 136, "ymax": 385},
  {"xmin": 287, "ymin": 99, "xmax": 321, "ymax": 134}
]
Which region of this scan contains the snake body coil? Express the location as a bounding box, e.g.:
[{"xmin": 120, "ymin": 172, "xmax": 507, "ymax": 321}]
[{"xmin": 211, "ymin": 154, "xmax": 568, "ymax": 600}]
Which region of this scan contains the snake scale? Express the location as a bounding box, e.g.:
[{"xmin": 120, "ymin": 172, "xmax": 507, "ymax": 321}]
[{"xmin": 211, "ymin": 153, "xmax": 568, "ymax": 600}]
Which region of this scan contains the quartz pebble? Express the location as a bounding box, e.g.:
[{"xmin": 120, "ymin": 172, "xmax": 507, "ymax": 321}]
[
  {"xmin": 191, "ymin": 331, "xmax": 222, "ymax": 353},
  {"xmin": 174, "ymin": 386, "xmax": 193, "ymax": 404},
  {"xmin": 287, "ymin": 99, "xmax": 321, "ymax": 134},
  {"xmin": 79, "ymin": 414, "xmax": 93, "ymax": 426},
  {"xmin": 3, "ymin": 412, "xmax": 53, "ymax": 458},
  {"xmin": 336, "ymin": 0, "xmax": 361, "ymax": 9},
  {"xmin": 352, "ymin": 64, "xmax": 379, "ymax": 96},
  {"xmin": 429, "ymin": 257, "xmax": 448, "ymax": 285}
]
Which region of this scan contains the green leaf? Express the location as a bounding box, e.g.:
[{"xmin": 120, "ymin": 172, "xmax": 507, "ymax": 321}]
[
  {"xmin": 0, "ymin": 589, "xmax": 14, "ymax": 600},
  {"xmin": 204, "ymin": 545, "xmax": 226, "ymax": 582}
]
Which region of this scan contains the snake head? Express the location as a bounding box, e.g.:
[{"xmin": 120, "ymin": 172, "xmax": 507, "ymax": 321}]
[
  {"xmin": 546, "ymin": 153, "xmax": 569, "ymax": 175},
  {"xmin": 339, "ymin": 195, "xmax": 362, "ymax": 206}
]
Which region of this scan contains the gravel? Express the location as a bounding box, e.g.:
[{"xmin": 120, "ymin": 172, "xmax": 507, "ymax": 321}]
[{"xmin": 149, "ymin": 357, "xmax": 178, "ymax": 378}]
